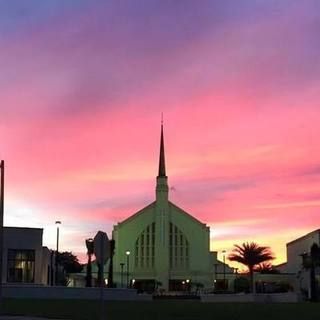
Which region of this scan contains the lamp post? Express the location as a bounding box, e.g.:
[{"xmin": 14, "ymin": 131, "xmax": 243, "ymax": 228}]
[
  {"xmin": 55, "ymin": 220, "xmax": 61, "ymax": 285},
  {"xmin": 126, "ymin": 251, "xmax": 130, "ymax": 288},
  {"xmin": 0, "ymin": 160, "xmax": 4, "ymax": 306},
  {"xmin": 222, "ymin": 250, "xmax": 226, "ymax": 290},
  {"xmin": 186, "ymin": 279, "xmax": 190, "ymax": 293},
  {"xmin": 213, "ymin": 263, "xmax": 218, "ymax": 289},
  {"xmin": 120, "ymin": 263, "xmax": 125, "ymax": 288}
]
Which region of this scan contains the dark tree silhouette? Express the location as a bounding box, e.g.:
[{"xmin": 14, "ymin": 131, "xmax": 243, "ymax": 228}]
[
  {"xmin": 57, "ymin": 251, "xmax": 82, "ymax": 274},
  {"xmin": 228, "ymin": 242, "xmax": 274, "ymax": 293},
  {"xmin": 255, "ymin": 262, "xmax": 280, "ymax": 274},
  {"xmin": 85, "ymin": 239, "xmax": 94, "ymax": 287},
  {"xmin": 56, "ymin": 251, "xmax": 82, "ymax": 285},
  {"xmin": 107, "ymin": 239, "xmax": 115, "ymax": 288}
]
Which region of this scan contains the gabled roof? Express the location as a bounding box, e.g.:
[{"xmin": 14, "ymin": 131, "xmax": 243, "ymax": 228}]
[
  {"xmin": 169, "ymin": 201, "xmax": 208, "ymax": 229},
  {"xmin": 116, "ymin": 201, "xmax": 156, "ymax": 226}
]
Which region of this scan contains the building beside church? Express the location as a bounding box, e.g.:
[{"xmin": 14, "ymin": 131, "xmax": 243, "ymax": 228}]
[
  {"xmin": 2, "ymin": 227, "xmax": 52, "ymax": 285},
  {"xmin": 112, "ymin": 124, "xmax": 233, "ymax": 292},
  {"xmin": 279, "ymin": 229, "xmax": 320, "ymax": 274},
  {"xmin": 276, "ymin": 229, "xmax": 320, "ymax": 297}
]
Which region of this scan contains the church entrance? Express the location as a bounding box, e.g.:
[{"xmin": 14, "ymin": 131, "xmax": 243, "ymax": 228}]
[
  {"xmin": 169, "ymin": 279, "xmax": 190, "ymax": 292},
  {"xmin": 133, "ymin": 279, "xmax": 156, "ymax": 293}
]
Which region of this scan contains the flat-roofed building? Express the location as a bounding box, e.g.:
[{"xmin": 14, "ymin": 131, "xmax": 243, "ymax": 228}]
[
  {"xmin": 276, "ymin": 229, "xmax": 320, "ymax": 296},
  {"xmin": 2, "ymin": 227, "xmax": 52, "ymax": 285}
]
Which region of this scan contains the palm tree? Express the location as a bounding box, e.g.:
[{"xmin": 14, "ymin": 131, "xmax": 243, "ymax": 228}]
[
  {"xmin": 255, "ymin": 262, "xmax": 280, "ymax": 274},
  {"xmin": 228, "ymin": 242, "xmax": 274, "ymax": 293},
  {"xmin": 85, "ymin": 238, "xmax": 94, "ymax": 287}
]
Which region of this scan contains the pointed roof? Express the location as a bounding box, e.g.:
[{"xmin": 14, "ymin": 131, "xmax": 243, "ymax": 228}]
[{"xmin": 158, "ymin": 123, "xmax": 166, "ymax": 177}]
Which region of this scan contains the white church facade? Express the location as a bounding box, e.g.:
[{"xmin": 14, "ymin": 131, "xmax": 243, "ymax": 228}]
[{"xmin": 112, "ymin": 125, "xmax": 231, "ymax": 292}]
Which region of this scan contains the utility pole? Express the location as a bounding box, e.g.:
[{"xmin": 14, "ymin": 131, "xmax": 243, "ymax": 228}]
[
  {"xmin": 55, "ymin": 221, "xmax": 61, "ymax": 285},
  {"xmin": 126, "ymin": 251, "xmax": 130, "ymax": 288},
  {"xmin": 222, "ymin": 250, "xmax": 226, "ymax": 290},
  {"xmin": 0, "ymin": 161, "xmax": 4, "ymax": 307}
]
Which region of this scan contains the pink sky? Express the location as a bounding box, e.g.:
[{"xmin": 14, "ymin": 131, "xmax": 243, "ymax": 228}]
[{"xmin": 1, "ymin": 1, "xmax": 320, "ymax": 267}]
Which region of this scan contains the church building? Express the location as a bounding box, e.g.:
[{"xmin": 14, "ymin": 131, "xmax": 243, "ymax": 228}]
[{"xmin": 112, "ymin": 124, "xmax": 220, "ymax": 292}]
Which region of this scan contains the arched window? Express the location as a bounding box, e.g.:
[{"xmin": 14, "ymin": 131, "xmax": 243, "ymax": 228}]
[
  {"xmin": 135, "ymin": 222, "xmax": 155, "ymax": 269},
  {"xmin": 169, "ymin": 223, "xmax": 189, "ymax": 269}
]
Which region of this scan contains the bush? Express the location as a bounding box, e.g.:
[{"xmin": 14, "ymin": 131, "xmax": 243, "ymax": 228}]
[{"xmin": 234, "ymin": 277, "xmax": 250, "ymax": 293}]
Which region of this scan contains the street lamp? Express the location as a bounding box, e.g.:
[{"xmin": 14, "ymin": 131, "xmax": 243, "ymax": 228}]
[
  {"xmin": 126, "ymin": 251, "xmax": 130, "ymax": 288},
  {"xmin": 186, "ymin": 279, "xmax": 190, "ymax": 293},
  {"xmin": 222, "ymin": 250, "xmax": 226, "ymax": 290},
  {"xmin": 0, "ymin": 160, "xmax": 4, "ymax": 305},
  {"xmin": 55, "ymin": 220, "xmax": 61, "ymax": 285},
  {"xmin": 213, "ymin": 263, "xmax": 218, "ymax": 288},
  {"xmin": 120, "ymin": 263, "xmax": 125, "ymax": 288}
]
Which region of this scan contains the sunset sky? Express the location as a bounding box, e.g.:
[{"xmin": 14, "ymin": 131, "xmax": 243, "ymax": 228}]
[{"xmin": 1, "ymin": 1, "xmax": 320, "ymax": 267}]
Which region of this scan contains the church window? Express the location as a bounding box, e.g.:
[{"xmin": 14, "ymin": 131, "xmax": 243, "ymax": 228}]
[
  {"xmin": 151, "ymin": 246, "xmax": 155, "ymax": 266},
  {"xmin": 169, "ymin": 223, "xmax": 189, "ymax": 270},
  {"xmin": 134, "ymin": 222, "xmax": 155, "ymax": 269}
]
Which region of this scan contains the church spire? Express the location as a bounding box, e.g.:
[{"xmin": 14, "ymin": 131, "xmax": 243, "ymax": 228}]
[
  {"xmin": 158, "ymin": 121, "xmax": 166, "ymax": 177},
  {"xmin": 156, "ymin": 118, "xmax": 168, "ymax": 203}
]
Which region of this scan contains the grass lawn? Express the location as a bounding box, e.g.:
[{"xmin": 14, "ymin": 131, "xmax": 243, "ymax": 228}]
[{"xmin": 1, "ymin": 299, "xmax": 320, "ymax": 320}]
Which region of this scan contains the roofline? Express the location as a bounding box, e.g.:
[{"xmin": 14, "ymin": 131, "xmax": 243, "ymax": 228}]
[
  {"xmin": 116, "ymin": 201, "xmax": 156, "ymax": 226},
  {"xmin": 4, "ymin": 226, "xmax": 43, "ymax": 231},
  {"xmin": 274, "ymin": 262, "xmax": 287, "ymax": 267},
  {"xmin": 169, "ymin": 201, "xmax": 208, "ymax": 228},
  {"xmin": 287, "ymin": 229, "xmax": 320, "ymax": 246}
]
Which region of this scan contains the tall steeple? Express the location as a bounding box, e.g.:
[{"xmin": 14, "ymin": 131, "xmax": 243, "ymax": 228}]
[
  {"xmin": 158, "ymin": 123, "xmax": 166, "ymax": 177},
  {"xmin": 156, "ymin": 120, "xmax": 169, "ymax": 202},
  {"xmin": 155, "ymin": 119, "xmax": 170, "ymax": 291}
]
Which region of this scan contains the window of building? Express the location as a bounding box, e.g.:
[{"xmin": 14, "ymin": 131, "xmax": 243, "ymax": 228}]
[
  {"xmin": 7, "ymin": 249, "xmax": 35, "ymax": 283},
  {"xmin": 169, "ymin": 223, "xmax": 189, "ymax": 269},
  {"xmin": 135, "ymin": 223, "xmax": 155, "ymax": 269}
]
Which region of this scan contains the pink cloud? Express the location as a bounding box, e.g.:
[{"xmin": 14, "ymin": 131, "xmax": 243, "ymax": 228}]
[{"xmin": 1, "ymin": 1, "xmax": 319, "ymax": 264}]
